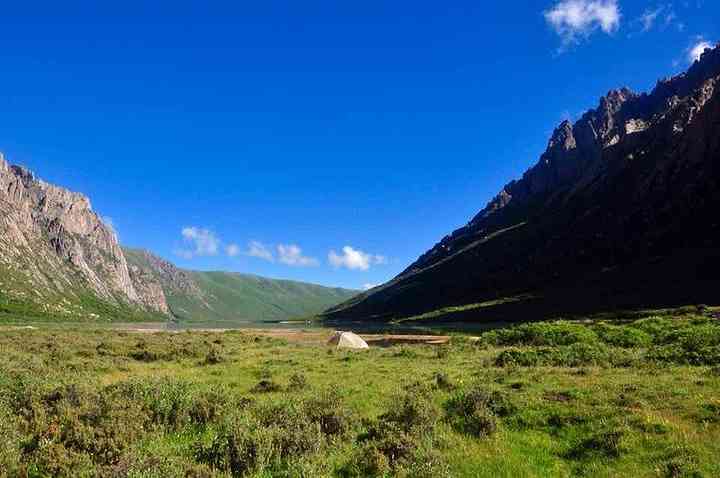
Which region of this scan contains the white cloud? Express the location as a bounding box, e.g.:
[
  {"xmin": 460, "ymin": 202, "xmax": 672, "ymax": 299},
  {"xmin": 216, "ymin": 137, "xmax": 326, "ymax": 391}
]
[
  {"xmin": 362, "ymin": 283, "xmax": 379, "ymax": 291},
  {"xmin": 688, "ymin": 39, "xmax": 713, "ymax": 63},
  {"xmin": 277, "ymin": 244, "xmax": 319, "ymax": 267},
  {"xmin": 225, "ymin": 243, "xmax": 241, "ymax": 257},
  {"xmin": 247, "ymin": 241, "xmax": 274, "ymax": 261},
  {"xmin": 544, "ymin": 0, "xmax": 620, "ymax": 48},
  {"xmin": 328, "ymin": 246, "xmax": 386, "ymax": 271},
  {"xmin": 175, "ymin": 227, "xmax": 220, "ymax": 259},
  {"xmin": 639, "ymin": 6, "xmax": 663, "ymax": 32}
]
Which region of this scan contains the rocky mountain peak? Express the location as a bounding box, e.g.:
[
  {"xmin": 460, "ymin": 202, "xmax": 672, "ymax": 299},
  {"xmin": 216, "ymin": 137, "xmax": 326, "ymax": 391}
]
[
  {"xmin": 373, "ymin": 43, "xmax": 720, "ymax": 304},
  {"xmin": 0, "ymin": 155, "xmax": 169, "ymax": 318}
]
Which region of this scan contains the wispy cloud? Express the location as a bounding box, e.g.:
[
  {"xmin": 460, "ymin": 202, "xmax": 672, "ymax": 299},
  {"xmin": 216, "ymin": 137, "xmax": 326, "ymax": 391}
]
[
  {"xmin": 632, "ymin": 5, "xmax": 682, "ymax": 35},
  {"xmin": 328, "ymin": 246, "xmax": 386, "ymax": 271},
  {"xmin": 688, "ymin": 38, "xmax": 714, "ymax": 63},
  {"xmin": 277, "ymin": 244, "xmax": 319, "ymax": 267},
  {"xmin": 544, "ymin": 0, "xmax": 620, "ymax": 50},
  {"xmin": 362, "ymin": 283, "xmax": 380, "ymax": 291},
  {"xmin": 175, "ymin": 227, "xmax": 220, "ymax": 259},
  {"xmin": 639, "ymin": 6, "xmax": 663, "ymax": 32},
  {"xmin": 225, "ymin": 243, "xmax": 241, "ymax": 257},
  {"xmin": 247, "ymin": 240, "xmax": 274, "ymax": 262}
]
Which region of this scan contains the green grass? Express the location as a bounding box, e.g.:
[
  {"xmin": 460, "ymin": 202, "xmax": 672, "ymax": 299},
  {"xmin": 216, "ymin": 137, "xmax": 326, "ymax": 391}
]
[
  {"xmin": 170, "ymin": 271, "xmax": 358, "ymax": 324},
  {"xmin": 1, "ymin": 310, "xmax": 719, "ymax": 476},
  {"xmin": 123, "ymin": 248, "xmax": 358, "ymax": 324}
]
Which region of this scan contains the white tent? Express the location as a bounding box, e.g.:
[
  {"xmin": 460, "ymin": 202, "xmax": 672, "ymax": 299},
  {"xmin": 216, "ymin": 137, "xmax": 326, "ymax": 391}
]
[{"xmin": 328, "ymin": 331, "xmax": 369, "ymax": 349}]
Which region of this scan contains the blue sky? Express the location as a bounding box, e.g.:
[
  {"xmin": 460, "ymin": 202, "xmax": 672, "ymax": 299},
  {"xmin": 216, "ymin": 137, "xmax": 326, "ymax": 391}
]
[{"xmin": 0, "ymin": 1, "xmax": 717, "ymax": 290}]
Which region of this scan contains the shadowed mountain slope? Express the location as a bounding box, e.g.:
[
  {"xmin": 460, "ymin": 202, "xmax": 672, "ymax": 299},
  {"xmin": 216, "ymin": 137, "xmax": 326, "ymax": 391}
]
[{"xmin": 324, "ymin": 45, "xmax": 720, "ymax": 324}]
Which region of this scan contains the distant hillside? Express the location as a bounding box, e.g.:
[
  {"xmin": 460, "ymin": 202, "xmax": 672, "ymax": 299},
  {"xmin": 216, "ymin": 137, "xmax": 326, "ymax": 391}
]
[
  {"xmin": 124, "ymin": 248, "xmax": 358, "ymax": 324},
  {"xmin": 324, "ymin": 44, "xmax": 720, "ymax": 325}
]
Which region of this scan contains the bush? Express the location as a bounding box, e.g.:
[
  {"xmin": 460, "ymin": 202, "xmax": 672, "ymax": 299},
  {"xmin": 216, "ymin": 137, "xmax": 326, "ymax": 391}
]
[
  {"xmin": 484, "ymin": 322, "xmax": 599, "ymax": 347},
  {"xmin": 594, "ymin": 324, "xmax": 652, "ymax": 348},
  {"xmin": 661, "ymin": 443, "xmax": 701, "ymax": 478},
  {"xmin": 344, "ymin": 386, "xmax": 445, "ymax": 476},
  {"xmin": 303, "ymin": 389, "xmax": 355, "ymax": 438},
  {"xmin": 646, "ymin": 345, "xmax": 720, "ymax": 366},
  {"xmin": 0, "ymin": 403, "xmax": 21, "ymax": 475},
  {"xmin": 251, "ymin": 380, "xmax": 282, "ymax": 393},
  {"xmin": 288, "ymin": 372, "xmax": 309, "ymax": 391},
  {"xmin": 433, "ymin": 372, "xmax": 455, "ymax": 391},
  {"xmin": 255, "ymin": 401, "xmax": 324, "ymax": 457},
  {"xmin": 194, "ymin": 414, "xmax": 274, "ymax": 476},
  {"xmin": 203, "ymin": 346, "xmax": 225, "ymax": 365},
  {"xmin": 376, "ymin": 386, "xmax": 439, "ymax": 436},
  {"xmin": 197, "ymin": 401, "xmax": 324, "ymax": 476},
  {"xmin": 17, "ymin": 383, "xmax": 148, "ymax": 473},
  {"xmin": 445, "ymin": 384, "xmax": 513, "ymax": 437},
  {"xmin": 188, "ymin": 386, "xmax": 236, "ymax": 426},
  {"xmin": 564, "ymin": 428, "xmax": 625, "ymax": 460}
]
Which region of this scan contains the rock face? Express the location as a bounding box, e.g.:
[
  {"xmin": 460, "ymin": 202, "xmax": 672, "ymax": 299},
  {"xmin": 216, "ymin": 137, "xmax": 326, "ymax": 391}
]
[
  {"xmin": 0, "ymin": 157, "xmax": 169, "ymax": 318},
  {"xmin": 325, "ymin": 44, "xmax": 720, "ymax": 323}
]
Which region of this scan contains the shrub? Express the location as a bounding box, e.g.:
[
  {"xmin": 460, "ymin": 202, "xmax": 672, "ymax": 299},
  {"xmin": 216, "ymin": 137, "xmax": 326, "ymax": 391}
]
[
  {"xmin": 661, "ymin": 443, "xmax": 701, "ymax": 478},
  {"xmin": 696, "ymin": 401, "xmax": 720, "ymax": 423},
  {"xmin": 341, "ymin": 442, "xmax": 391, "ymax": 477},
  {"xmin": 188, "ymin": 386, "xmax": 235, "ymax": 427},
  {"xmin": 251, "ymin": 379, "xmax": 282, "ymax": 393},
  {"xmin": 377, "ymin": 386, "xmax": 439, "ymax": 436},
  {"xmin": 646, "ymin": 345, "xmax": 720, "ymax": 366},
  {"xmin": 445, "ymin": 384, "xmax": 513, "ymax": 437},
  {"xmin": 256, "ymin": 401, "xmax": 324, "ymax": 457},
  {"xmin": 564, "ymin": 428, "xmax": 625, "ymax": 460},
  {"xmin": 288, "ymin": 372, "xmax": 309, "ymax": 392},
  {"xmin": 594, "ymin": 324, "xmax": 652, "ymax": 348},
  {"xmin": 484, "ymin": 322, "xmax": 599, "ymax": 347},
  {"xmin": 346, "ymin": 386, "xmax": 444, "ymax": 475},
  {"xmin": 433, "ymin": 372, "xmax": 455, "ymax": 391},
  {"xmin": 0, "ymin": 403, "xmax": 21, "ymax": 475},
  {"xmin": 17, "ymin": 383, "xmax": 148, "ymax": 473},
  {"xmin": 303, "ymin": 389, "xmax": 355, "ymax": 438},
  {"xmin": 194, "ymin": 415, "xmax": 274, "ymax": 476},
  {"xmin": 203, "ymin": 346, "xmax": 225, "ymax": 365}
]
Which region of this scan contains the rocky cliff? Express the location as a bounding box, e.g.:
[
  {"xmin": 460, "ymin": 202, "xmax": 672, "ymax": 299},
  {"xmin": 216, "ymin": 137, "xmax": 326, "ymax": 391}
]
[
  {"xmin": 325, "ymin": 44, "xmax": 720, "ymax": 323},
  {"xmin": 0, "ymin": 156, "xmax": 169, "ymax": 319}
]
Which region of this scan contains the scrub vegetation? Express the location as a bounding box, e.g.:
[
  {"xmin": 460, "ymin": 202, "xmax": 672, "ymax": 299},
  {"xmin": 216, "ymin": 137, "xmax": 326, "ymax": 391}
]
[{"xmin": 1, "ymin": 307, "xmax": 719, "ymax": 477}]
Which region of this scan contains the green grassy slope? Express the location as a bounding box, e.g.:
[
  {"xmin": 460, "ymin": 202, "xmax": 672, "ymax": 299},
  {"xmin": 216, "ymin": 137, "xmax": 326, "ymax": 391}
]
[
  {"xmin": 123, "ymin": 247, "xmax": 358, "ymax": 324},
  {"xmin": 169, "ymin": 271, "xmax": 358, "ymax": 323}
]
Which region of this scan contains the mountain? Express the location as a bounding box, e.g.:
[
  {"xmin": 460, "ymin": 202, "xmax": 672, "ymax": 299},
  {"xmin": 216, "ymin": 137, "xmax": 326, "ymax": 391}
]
[
  {"xmin": 0, "ymin": 155, "xmax": 168, "ymax": 321},
  {"xmin": 0, "ymin": 158, "xmax": 357, "ymax": 323},
  {"xmin": 124, "ymin": 248, "xmax": 358, "ymax": 323},
  {"xmin": 324, "ymin": 44, "xmax": 720, "ymax": 324}
]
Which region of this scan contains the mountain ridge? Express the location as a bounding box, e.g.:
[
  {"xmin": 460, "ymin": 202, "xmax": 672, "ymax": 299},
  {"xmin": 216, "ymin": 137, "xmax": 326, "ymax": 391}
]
[
  {"xmin": 324, "ymin": 43, "xmax": 720, "ymax": 323},
  {"xmin": 0, "ymin": 158, "xmax": 357, "ymax": 323}
]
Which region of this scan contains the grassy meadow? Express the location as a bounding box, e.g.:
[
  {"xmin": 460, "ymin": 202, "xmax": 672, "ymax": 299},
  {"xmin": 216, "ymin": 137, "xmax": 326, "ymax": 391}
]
[{"xmin": 1, "ymin": 308, "xmax": 720, "ymax": 477}]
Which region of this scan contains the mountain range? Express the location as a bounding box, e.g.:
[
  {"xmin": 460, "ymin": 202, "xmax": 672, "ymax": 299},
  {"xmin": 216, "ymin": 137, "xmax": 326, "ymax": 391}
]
[
  {"xmin": 0, "ymin": 159, "xmax": 356, "ymax": 323},
  {"xmin": 324, "ymin": 44, "xmax": 720, "ymax": 324}
]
